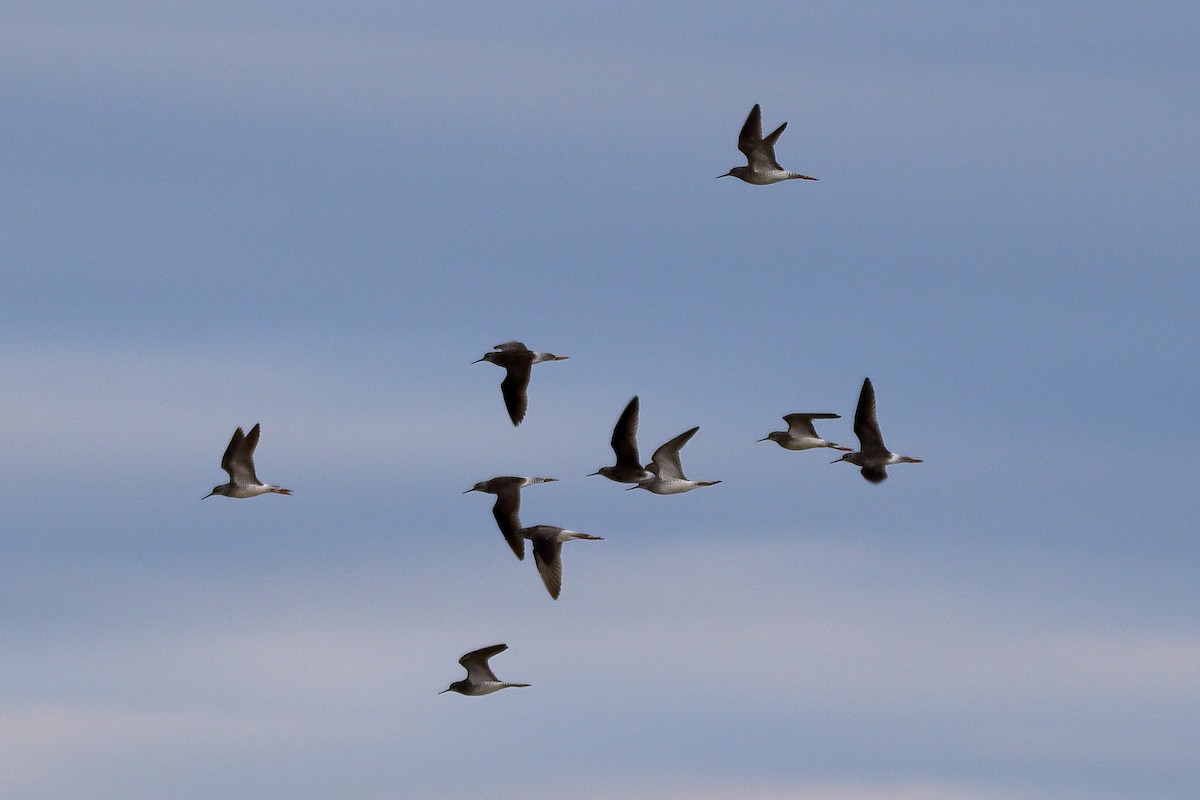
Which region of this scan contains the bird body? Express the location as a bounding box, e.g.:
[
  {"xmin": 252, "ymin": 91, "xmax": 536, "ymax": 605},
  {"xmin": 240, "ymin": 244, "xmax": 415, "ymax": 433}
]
[
  {"xmin": 440, "ymin": 644, "xmax": 529, "ymax": 696},
  {"xmin": 474, "ymin": 341, "xmax": 568, "ymax": 426},
  {"xmin": 464, "ymin": 476, "xmax": 557, "ymax": 560},
  {"xmin": 591, "ymin": 396, "xmax": 655, "ymax": 484},
  {"xmin": 719, "ymin": 104, "xmax": 817, "ymax": 185},
  {"xmin": 204, "ymin": 424, "xmax": 292, "ymax": 499},
  {"xmin": 760, "ymin": 413, "xmax": 850, "ymax": 451},
  {"xmin": 521, "ymin": 525, "xmax": 603, "ymax": 600},
  {"xmin": 632, "ymin": 427, "xmax": 721, "ymax": 494},
  {"xmin": 833, "ymin": 378, "xmax": 923, "ymax": 483},
  {"xmin": 217, "ymin": 485, "xmax": 283, "ymax": 499},
  {"xmin": 635, "ymin": 477, "xmax": 720, "ymax": 495}
]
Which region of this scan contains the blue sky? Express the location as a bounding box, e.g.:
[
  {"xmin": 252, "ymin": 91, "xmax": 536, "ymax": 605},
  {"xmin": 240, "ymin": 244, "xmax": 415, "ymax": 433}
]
[{"xmin": 2, "ymin": 3, "xmax": 1198, "ymax": 799}]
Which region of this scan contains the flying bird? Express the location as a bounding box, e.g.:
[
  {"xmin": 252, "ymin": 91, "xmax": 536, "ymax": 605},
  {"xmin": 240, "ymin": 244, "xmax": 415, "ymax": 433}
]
[
  {"xmin": 631, "ymin": 427, "xmax": 721, "ymax": 494},
  {"xmin": 521, "ymin": 525, "xmax": 604, "ymax": 600},
  {"xmin": 719, "ymin": 104, "xmax": 818, "ymax": 185},
  {"xmin": 473, "ymin": 341, "xmax": 568, "ymax": 425},
  {"xmin": 439, "ymin": 644, "xmax": 530, "ymax": 696},
  {"xmin": 203, "ymin": 424, "xmax": 292, "ymax": 499},
  {"xmin": 832, "ymin": 378, "xmax": 923, "ymax": 483},
  {"xmin": 464, "ymin": 476, "xmax": 557, "ymax": 560},
  {"xmin": 759, "ymin": 413, "xmax": 851, "ymax": 452},
  {"xmin": 590, "ymin": 396, "xmax": 654, "ymax": 484}
]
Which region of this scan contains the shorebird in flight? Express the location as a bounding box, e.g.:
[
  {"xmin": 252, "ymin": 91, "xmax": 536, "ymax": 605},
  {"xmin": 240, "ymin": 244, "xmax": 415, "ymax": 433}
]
[
  {"xmin": 759, "ymin": 413, "xmax": 851, "ymax": 452},
  {"xmin": 521, "ymin": 525, "xmax": 603, "ymax": 600},
  {"xmin": 440, "ymin": 644, "xmax": 530, "ymax": 696},
  {"xmin": 474, "ymin": 341, "xmax": 568, "ymax": 426},
  {"xmin": 832, "ymin": 378, "xmax": 923, "ymax": 483},
  {"xmin": 591, "ymin": 396, "xmax": 654, "ymax": 484},
  {"xmin": 719, "ymin": 104, "xmax": 818, "ymax": 185},
  {"xmin": 464, "ymin": 476, "xmax": 557, "ymax": 560},
  {"xmin": 631, "ymin": 427, "xmax": 721, "ymax": 494},
  {"xmin": 203, "ymin": 424, "xmax": 292, "ymax": 499}
]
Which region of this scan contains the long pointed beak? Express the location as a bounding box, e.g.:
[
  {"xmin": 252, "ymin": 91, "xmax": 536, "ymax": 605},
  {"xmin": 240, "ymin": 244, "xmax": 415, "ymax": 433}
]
[
  {"xmin": 757, "ymin": 436, "xmax": 769, "ymax": 442},
  {"xmin": 438, "ymin": 688, "xmax": 451, "ymax": 694},
  {"xmin": 202, "ymin": 491, "xmax": 215, "ymax": 500},
  {"xmin": 587, "ymin": 471, "xmax": 600, "ymax": 477},
  {"xmin": 471, "ymin": 357, "xmax": 485, "ymax": 364},
  {"xmin": 717, "ymin": 173, "xmax": 732, "ymax": 179}
]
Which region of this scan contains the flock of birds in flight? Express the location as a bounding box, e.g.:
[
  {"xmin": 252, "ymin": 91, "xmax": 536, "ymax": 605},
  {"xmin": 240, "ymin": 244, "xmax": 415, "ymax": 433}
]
[{"xmin": 204, "ymin": 105, "xmax": 923, "ymax": 696}]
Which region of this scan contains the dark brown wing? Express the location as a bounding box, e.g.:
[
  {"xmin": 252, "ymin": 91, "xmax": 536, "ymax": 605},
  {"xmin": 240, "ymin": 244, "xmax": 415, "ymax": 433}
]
[
  {"xmin": 755, "ymin": 121, "xmax": 788, "ymax": 170},
  {"xmin": 528, "ymin": 528, "xmax": 563, "ymax": 600},
  {"xmin": 223, "ymin": 424, "xmax": 262, "ymax": 484},
  {"xmin": 861, "ymin": 465, "xmax": 888, "ymax": 483},
  {"xmin": 500, "ymin": 363, "xmax": 532, "ymax": 425},
  {"xmin": 219, "ymin": 427, "xmax": 244, "ymax": 476},
  {"xmin": 780, "ymin": 413, "xmax": 823, "ymax": 437},
  {"xmin": 459, "ymin": 643, "xmax": 507, "ymax": 682},
  {"xmin": 648, "ymin": 427, "xmax": 699, "ymax": 480},
  {"xmin": 238, "ymin": 423, "xmax": 262, "ymax": 484},
  {"xmin": 611, "ymin": 396, "xmax": 641, "ymax": 468},
  {"xmin": 853, "ymin": 378, "xmax": 887, "ymax": 455},
  {"xmin": 737, "ymin": 104, "xmax": 764, "ymax": 160},
  {"xmin": 491, "ymin": 490, "xmax": 526, "ymax": 560}
]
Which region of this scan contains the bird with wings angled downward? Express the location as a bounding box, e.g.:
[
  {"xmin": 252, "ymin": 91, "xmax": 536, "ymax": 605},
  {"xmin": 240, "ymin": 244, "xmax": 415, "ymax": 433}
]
[{"xmin": 473, "ymin": 341, "xmax": 568, "ymax": 425}]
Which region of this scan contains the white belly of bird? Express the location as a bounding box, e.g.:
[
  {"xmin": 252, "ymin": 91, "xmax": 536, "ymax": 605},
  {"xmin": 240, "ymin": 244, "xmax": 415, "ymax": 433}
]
[
  {"xmin": 646, "ymin": 480, "xmax": 698, "ymax": 494},
  {"xmin": 227, "ymin": 484, "xmax": 273, "ymax": 498}
]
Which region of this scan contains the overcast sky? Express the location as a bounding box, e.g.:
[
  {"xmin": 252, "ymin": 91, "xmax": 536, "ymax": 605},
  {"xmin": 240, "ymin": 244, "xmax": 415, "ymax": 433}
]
[{"xmin": 2, "ymin": 3, "xmax": 1198, "ymax": 799}]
